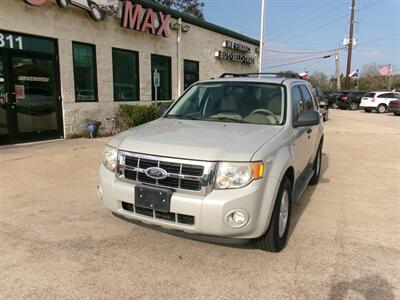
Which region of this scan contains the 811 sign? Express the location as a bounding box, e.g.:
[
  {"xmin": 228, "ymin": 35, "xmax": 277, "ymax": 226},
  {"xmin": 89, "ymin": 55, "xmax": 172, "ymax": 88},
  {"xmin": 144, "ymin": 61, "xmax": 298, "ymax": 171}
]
[{"xmin": 0, "ymin": 33, "xmax": 23, "ymax": 50}]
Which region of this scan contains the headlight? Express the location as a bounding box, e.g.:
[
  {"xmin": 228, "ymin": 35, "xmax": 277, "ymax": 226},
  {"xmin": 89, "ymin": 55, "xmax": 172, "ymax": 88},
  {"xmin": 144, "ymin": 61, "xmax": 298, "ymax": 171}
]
[
  {"xmin": 102, "ymin": 145, "xmax": 118, "ymax": 172},
  {"xmin": 215, "ymin": 162, "xmax": 264, "ymax": 189}
]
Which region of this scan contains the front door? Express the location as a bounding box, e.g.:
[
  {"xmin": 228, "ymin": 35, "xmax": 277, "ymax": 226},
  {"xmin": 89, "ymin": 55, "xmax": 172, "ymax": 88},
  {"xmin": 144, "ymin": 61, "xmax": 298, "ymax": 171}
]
[{"xmin": 0, "ymin": 31, "xmax": 62, "ymax": 146}]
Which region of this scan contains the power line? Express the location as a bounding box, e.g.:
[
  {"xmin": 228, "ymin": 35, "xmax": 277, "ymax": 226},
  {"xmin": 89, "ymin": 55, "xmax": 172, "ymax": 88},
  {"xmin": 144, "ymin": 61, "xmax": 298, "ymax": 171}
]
[
  {"xmin": 262, "ymin": 54, "xmax": 334, "ymax": 70},
  {"xmin": 262, "ymin": 48, "xmax": 337, "ymax": 55},
  {"xmin": 267, "ymin": 0, "xmax": 339, "ymax": 40}
]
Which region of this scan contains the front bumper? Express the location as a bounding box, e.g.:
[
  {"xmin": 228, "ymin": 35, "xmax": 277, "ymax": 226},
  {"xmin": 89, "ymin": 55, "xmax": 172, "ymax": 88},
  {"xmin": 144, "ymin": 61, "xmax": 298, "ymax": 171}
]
[{"xmin": 99, "ymin": 164, "xmax": 280, "ymax": 239}]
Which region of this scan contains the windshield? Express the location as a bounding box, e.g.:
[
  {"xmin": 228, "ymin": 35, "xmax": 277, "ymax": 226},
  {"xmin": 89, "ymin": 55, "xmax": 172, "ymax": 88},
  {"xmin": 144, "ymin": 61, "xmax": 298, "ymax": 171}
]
[{"xmin": 166, "ymin": 82, "xmax": 286, "ymax": 125}]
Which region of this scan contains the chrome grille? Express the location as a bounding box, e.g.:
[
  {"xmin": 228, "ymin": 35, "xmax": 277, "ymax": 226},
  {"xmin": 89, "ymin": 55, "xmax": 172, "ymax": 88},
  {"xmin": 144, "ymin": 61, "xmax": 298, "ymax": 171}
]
[{"xmin": 118, "ymin": 151, "xmax": 216, "ymax": 195}]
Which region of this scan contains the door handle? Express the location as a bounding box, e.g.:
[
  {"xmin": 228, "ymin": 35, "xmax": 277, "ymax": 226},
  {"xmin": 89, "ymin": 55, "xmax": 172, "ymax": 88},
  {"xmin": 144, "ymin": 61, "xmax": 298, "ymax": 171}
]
[{"xmin": 306, "ymin": 128, "xmax": 312, "ymax": 134}]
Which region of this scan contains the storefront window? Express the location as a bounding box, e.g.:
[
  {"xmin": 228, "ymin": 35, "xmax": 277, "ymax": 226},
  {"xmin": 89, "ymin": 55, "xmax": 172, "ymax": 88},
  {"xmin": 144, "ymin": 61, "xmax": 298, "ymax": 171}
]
[
  {"xmin": 73, "ymin": 42, "xmax": 97, "ymax": 102},
  {"xmin": 112, "ymin": 48, "xmax": 139, "ymax": 101},
  {"xmin": 151, "ymin": 54, "xmax": 171, "ymax": 101},
  {"xmin": 184, "ymin": 60, "xmax": 199, "ymax": 90}
]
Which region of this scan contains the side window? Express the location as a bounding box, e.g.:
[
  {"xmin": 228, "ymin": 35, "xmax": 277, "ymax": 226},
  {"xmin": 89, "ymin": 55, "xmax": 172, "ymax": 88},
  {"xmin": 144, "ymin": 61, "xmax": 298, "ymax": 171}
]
[
  {"xmin": 299, "ymin": 85, "xmax": 315, "ymax": 110},
  {"xmin": 394, "ymin": 93, "xmax": 400, "ymax": 99},
  {"xmin": 292, "ymin": 86, "xmax": 304, "ymax": 122},
  {"xmin": 378, "ymin": 93, "xmax": 392, "ymax": 98}
]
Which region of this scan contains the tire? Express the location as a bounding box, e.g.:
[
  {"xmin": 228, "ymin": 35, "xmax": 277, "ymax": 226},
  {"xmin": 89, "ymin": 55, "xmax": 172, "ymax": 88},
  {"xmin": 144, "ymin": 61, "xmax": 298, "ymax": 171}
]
[
  {"xmin": 350, "ymin": 102, "xmax": 359, "ymax": 110},
  {"xmin": 394, "ymin": 112, "xmax": 400, "ymax": 116},
  {"xmin": 56, "ymin": 0, "xmax": 69, "ymax": 7},
  {"xmin": 88, "ymin": 3, "xmax": 106, "ymax": 21},
  {"xmin": 255, "ymin": 177, "xmax": 292, "ymax": 252},
  {"xmin": 364, "ymin": 109, "xmax": 372, "ymax": 113},
  {"xmin": 377, "ymin": 104, "xmax": 387, "ymax": 114},
  {"xmin": 309, "ymin": 143, "xmax": 322, "ymax": 185}
]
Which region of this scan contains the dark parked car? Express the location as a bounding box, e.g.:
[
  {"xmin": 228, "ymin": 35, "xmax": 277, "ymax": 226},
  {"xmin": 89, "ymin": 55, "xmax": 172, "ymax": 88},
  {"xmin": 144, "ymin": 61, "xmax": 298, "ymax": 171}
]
[
  {"xmin": 314, "ymin": 86, "xmax": 329, "ymax": 121},
  {"xmin": 336, "ymin": 91, "xmax": 367, "ymax": 110},
  {"xmin": 389, "ymin": 99, "xmax": 400, "ymax": 116},
  {"xmin": 328, "ymin": 91, "xmax": 345, "ymax": 108}
]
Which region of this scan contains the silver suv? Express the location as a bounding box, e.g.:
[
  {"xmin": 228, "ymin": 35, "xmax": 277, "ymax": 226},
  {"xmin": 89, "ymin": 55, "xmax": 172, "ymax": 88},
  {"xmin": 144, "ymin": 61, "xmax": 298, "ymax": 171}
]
[{"xmin": 99, "ymin": 73, "xmax": 324, "ymax": 252}]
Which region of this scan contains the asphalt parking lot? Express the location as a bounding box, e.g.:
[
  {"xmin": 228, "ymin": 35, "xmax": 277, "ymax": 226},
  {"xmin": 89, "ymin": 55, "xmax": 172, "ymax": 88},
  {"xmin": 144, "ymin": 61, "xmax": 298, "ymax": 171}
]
[{"xmin": 1, "ymin": 109, "xmax": 399, "ymax": 299}]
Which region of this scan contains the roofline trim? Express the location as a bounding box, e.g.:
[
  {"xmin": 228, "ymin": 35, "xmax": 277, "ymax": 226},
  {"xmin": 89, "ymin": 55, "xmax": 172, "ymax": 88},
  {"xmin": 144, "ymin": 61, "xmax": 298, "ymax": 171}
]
[{"xmin": 133, "ymin": 0, "xmax": 260, "ymax": 46}]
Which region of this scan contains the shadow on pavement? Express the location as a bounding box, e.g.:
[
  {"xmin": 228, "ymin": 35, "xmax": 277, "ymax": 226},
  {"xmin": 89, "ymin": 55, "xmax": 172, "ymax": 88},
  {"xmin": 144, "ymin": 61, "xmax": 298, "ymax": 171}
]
[
  {"xmin": 288, "ymin": 152, "xmax": 330, "ymax": 239},
  {"xmin": 329, "ymin": 275, "xmax": 395, "ymax": 300}
]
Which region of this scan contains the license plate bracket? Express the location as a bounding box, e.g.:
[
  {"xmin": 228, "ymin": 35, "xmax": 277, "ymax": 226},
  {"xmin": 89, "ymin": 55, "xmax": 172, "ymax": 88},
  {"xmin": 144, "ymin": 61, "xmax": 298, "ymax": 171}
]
[{"xmin": 135, "ymin": 185, "xmax": 172, "ymax": 213}]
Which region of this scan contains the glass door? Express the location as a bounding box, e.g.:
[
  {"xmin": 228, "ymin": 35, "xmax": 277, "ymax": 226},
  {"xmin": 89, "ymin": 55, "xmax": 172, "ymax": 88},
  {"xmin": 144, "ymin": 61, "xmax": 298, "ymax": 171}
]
[
  {"xmin": 0, "ymin": 51, "xmax": 12, "ymax": 145},
  {"xmin": 9, "ymin": 53, "xmax": 60, "ymax": 143}
]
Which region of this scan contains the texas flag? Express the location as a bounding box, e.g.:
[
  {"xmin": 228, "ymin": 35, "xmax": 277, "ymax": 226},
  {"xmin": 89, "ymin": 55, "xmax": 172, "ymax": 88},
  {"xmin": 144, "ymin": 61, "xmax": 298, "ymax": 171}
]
[
  {"xmin": 349, "ymin": 69, "xmax": 359, "ymax": 78},
  {"xmin": 378, "ymin": 64, "xmax": 392, "ymax": 76}
]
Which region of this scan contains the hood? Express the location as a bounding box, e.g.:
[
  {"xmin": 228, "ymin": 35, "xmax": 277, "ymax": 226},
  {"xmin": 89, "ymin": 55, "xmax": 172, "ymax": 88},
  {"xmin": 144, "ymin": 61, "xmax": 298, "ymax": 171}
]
[{"xmin": 109, "ymin": 118, "xmax": 282, "ymax": 161}]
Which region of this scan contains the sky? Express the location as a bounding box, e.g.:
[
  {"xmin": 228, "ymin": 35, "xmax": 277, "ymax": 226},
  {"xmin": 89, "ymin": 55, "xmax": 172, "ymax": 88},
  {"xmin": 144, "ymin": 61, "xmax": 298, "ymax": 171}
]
[{"xmin": 202, "ymin": 0, "xmax": 400, "ymax": 77}]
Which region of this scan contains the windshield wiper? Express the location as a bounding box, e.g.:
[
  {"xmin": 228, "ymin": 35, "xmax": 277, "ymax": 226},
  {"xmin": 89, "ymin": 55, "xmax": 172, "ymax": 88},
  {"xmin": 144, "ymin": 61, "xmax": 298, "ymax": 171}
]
[
  {"xmin": 166, "ymin": 114, "xmax": 199, "ymax": 120},
  {"xmin": 207, "ymin": 117, "xmax": 246, "ymax": 123}
]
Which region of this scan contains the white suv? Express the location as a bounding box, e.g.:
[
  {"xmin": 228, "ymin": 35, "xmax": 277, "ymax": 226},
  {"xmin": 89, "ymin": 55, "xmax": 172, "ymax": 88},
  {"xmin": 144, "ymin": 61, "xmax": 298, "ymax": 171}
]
[
  {"xmin": 98, "ymin": 74, "xmax": 324, "ymax": 252},
  {"xmin": 360, "ymin": 91, "xmax": 400, "ymax": 113}
]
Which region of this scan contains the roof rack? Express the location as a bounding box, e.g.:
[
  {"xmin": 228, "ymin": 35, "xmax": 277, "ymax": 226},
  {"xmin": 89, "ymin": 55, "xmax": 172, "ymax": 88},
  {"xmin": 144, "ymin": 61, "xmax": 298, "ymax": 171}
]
[{"xmin": 218, "ymin": 72, "xmax": 303, "ymax": 79}]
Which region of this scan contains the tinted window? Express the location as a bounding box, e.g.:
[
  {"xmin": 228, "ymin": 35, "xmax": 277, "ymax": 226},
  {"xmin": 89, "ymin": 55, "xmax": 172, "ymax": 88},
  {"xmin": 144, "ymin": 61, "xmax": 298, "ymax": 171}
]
[
  {"xmin": 378, "ymin": 93, "xmax": 392, "ymax": 98},
  {"xmin": 73, "ymin": 42, "xmax": 97, "ymax": 102},
  {"xmin": 167, "ymin": 82, "xmax": 286, "ymax": 125},
  {"xmin": 299, "ymin": 85, "xmax": 314, "ymax": 110},
  {"xmin": 151, "ymin": 54, "xmax": 171, "ymax": 100},
  {"xmin": 292, "ymin": 86, "xmax": 303, "ymax": 122},
  {"xmin": 112, "ymin": 48, "xmax": 139, "ymax": 101},
  {"xmin": 184, "ymin": 60, "xmax": 199, "ymax": 90}
]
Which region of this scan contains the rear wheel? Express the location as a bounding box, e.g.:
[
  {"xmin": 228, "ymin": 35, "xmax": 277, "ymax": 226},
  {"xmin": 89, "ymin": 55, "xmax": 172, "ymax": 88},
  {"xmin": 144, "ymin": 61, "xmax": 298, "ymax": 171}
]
[
  {"xmin": 254, "ymin": 177, "xmax": 292, "ymax": 252},
  {"xmin": 377, "ymin": 104, "xmax": 387, "ymax": 114},
  {"xmin": 364, "ymin": 109, "xmax": 372, "ymax": 113},
  {"xmin": 56, "ymin": 0, "xmax": 69, "ymax": 7},
  {"xmin": 350, "ymin": 102, "xmax": 359, "ymax": 110}
]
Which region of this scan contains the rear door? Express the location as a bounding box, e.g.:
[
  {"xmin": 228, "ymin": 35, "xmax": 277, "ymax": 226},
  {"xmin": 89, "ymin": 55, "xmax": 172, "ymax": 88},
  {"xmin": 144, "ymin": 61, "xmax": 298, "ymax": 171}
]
[{"xmin": 299, "ymin": 84, "xmax": 320, "ymax": 163}]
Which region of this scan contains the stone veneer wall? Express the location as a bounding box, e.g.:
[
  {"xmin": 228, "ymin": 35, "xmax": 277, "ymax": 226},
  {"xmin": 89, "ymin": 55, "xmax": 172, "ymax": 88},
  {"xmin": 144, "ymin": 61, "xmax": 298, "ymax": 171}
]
[{"xmin": 0, "ymin": 0, "xmax": 259, "ymax": 136}]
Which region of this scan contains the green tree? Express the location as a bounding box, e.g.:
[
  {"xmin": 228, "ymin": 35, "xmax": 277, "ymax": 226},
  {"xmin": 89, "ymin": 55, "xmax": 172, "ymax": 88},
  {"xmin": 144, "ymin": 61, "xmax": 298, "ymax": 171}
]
[
  {"xmin": 152, "ymin": 0, "xmax": 205, "ymax": 19},
  {"xmin": 308, "ymin": 71, "xmax": 330, "ymax": 91}
]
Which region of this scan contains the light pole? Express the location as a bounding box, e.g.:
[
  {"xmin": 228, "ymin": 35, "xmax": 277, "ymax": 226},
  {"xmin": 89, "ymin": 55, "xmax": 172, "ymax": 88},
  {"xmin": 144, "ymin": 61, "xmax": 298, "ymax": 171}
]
[{"xmin": 259, "ymin": 0, "xmax": 266, "ymax": 73}]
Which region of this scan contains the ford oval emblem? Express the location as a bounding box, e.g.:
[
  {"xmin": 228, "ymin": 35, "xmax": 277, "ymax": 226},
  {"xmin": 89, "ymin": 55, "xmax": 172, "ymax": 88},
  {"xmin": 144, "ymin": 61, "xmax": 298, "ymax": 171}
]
[{"xmin": 144, "ymin": 167, "xmax": 168, "ymax": 180}]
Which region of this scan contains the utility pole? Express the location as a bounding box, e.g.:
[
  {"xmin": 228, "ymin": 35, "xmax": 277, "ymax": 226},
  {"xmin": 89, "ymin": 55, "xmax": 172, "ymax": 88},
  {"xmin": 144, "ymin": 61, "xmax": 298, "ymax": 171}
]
[
  {"xmin": 335, "ymin": 49, "xmax": 341, "ymax": 91},
  {"xmin": 345, "ymin": 0, "xmax": 356, "ymax": 90},
  {"xmin": 259, "ymin": 0, "xmax": 266, "ymax": 73}
]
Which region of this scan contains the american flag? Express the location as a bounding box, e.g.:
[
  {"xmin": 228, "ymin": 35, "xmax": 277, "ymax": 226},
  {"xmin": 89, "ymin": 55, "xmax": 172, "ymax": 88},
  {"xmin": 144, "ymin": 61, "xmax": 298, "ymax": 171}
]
[{"xmin": 378, "ymin": 64, "xmax": 392, "ymax": 76}]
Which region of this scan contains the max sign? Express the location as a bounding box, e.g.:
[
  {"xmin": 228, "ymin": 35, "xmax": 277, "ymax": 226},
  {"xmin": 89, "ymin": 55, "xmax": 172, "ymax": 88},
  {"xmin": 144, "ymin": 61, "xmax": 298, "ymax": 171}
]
[{"xmin": 121, "ymin": 1, "xmax": 171, "ymax": 37}]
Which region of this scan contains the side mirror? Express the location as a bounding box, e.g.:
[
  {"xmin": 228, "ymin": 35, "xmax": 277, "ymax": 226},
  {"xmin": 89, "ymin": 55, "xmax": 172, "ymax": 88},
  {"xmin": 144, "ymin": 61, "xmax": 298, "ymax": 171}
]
[{"xmin": 294, "ymin": 110, "xmax": 320, "ymax": 127}]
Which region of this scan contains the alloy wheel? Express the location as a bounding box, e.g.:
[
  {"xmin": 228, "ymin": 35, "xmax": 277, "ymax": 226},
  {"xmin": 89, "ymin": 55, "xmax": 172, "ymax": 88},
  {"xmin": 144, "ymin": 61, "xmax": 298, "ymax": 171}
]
[{"xmin": 279, "ymin": 191, "xmax": 289, "ymax": 238}]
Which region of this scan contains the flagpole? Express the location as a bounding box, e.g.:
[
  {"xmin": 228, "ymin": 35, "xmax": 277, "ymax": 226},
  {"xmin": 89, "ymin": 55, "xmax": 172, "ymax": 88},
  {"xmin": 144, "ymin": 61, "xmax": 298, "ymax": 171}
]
[{"xmin": 259, "ymin": 0, "xmax": 266, "ymax": 73}]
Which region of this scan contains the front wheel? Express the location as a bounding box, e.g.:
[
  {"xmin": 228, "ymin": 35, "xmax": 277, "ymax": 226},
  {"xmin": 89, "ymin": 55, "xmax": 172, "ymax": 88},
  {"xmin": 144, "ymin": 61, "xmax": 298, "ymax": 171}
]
[
  {"xmin": 88, "ymin": 3, "xmax": 106, "ymax": 21},
  {"xmin": 254, "ymin": 177, "xmax": 292, "ymax": 252}
]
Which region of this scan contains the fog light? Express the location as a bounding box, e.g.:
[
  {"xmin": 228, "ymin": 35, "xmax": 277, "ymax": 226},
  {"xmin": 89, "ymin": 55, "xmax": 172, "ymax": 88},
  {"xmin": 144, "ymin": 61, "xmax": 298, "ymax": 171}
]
[
  {"xmin": 225, "ymin": 210, "xmax": 249, "ymax": 228},
  {"xmin": 232, "ymin": 211, "xmax": 246, "ymax": 225}
]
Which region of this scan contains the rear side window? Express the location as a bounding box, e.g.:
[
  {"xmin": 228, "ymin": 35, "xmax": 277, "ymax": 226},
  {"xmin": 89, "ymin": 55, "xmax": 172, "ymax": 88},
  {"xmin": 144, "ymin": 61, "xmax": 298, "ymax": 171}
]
[
  {"xmin": 364, "ymin": 93, "xmax": 375, "ymax": 98},
  {"xmin": 299, "ymin": 85, "xmax": 314, "ymax": 110},
  {"xmin": 378, "ymin": 93, "xmax": 392, "ymax": 98}
]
